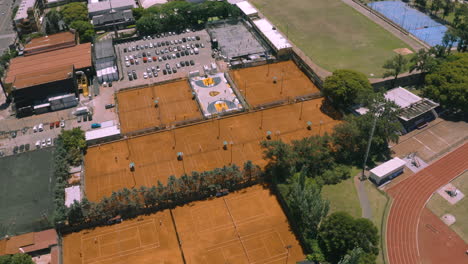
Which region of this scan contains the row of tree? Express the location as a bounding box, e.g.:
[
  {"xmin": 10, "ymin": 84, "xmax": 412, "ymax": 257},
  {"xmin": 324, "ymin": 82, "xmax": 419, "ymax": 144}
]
[
  {"xmin": 61, "ymin": 161, "xmax": 262, "ymax": 229},
  {"xmin": 45, "ymin": 3, "xmax": 95, "ymax": 43},
  {"xmin": 134, "ymin": 0, "xmax": 240, "ymax": 35},
  {"xmin": 53, "ymin": 128, "xmax": 87, "ymax": 224}
]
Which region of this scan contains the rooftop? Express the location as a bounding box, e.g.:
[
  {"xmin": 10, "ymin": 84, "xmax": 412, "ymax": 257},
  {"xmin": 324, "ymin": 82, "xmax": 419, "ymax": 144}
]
[
  {"xmin": 14, "ymin": 0, "xmax": 35, "ymax": 21},
  {"xmin": 13, "ymin": 65, "xmax": 73, "ymax": 89},
  {"xmin": 5, "ymin": 43, "xmax": 91, "ymax": 85},
  {"xmin": 236, "ymin": 1, "xmax": 258, "ymax": 16},
  {"xmin": 253, "ymin": 19, "xmax": 292, "ymax": 51},
  {"xmin": 24, "ymin": 31, "xmax": 76, "ymax": 54},
  {"xmin": 94, "ymin": 38, "xmax": 116, "ymax": 59},
  {"xmin": 92, "ymin": 9, "xmax": 134, "ymax": 26},
  {"xmin": 0, "ymin": 229, "xmax": 57, "ymax": 255},
  {"xmin": 140, "ymin": 0, "xmax": 168, "ymax": 9},
  {"xmin": 385, "ymin": 87, "xmax": 439, "ymax": 121},
  {"xmin": 65, "ymin": 186, "xmax": 81, "ymax": 207},
  {"xmin": 370, "ymin": 157, "xmax": 406, "ymax": 178},
  {"xmin": 85, "ymin": 125, "xmax": 121, "ymax": 141},
  {"xmin": 88, "ymin": 0, "xmax": 137, "ymax": 15}
]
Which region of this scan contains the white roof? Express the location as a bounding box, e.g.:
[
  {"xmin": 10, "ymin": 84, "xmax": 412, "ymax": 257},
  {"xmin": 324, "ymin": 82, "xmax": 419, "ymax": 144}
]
[
  {"xmin": 88, "ymin": 0, "xmax": 137, "ymax": 15},
  {"xmin": 385, "ymin": 87, "xmax": 422, "ymax": 108},
  {"xmin": 15, "ymin": 0, "xmax": 36, "ymax": 21},
  {"xmin": 236, "ymin": 1, "xmax": 258, "ymax": 16},
  {"xmin": 65, "ymin": 186, "xmax": 81, "ymax": 207},
  {"xmin": 253, "ymin": 19, "xmax": 292, "ymax": 51},
  {"xmin": 85, "ymin": 125, "xmax": 121, "ymax": 141},
  {"xmin": 370, "ymin": 157, "xmax": 406, "ymax": 178},
  {"xmin": 140, "ymin": 0, "xmax": 167, "ymax": 9}
]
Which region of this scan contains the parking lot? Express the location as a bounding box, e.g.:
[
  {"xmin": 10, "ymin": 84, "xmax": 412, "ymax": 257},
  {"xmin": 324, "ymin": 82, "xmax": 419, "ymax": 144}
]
[{"xmin": 114, "ymin": 29, "xmax": 216, "ymax": 90}]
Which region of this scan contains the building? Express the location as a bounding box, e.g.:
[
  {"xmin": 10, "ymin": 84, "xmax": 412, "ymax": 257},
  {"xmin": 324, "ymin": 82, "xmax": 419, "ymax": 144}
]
[
  {"xmin": 236, "ymin": 1, "xmax": 259, "ymax": 18},
  {"xmin": 92, "ymin": 9, "xmax": 135, "ymax": 31},
  {"xmin": 252, "ymin": 19, "xmax": 292, "ymax": 57},
  {"xmin": 0, "ymin": 229, "xmax": 58, "ymax": 264},
  {"xmin": 88, "ymin": 0, "xmax": 137, "ymax": 17},
  {"xmin": 384, "ymin": 87, "xmax": 439, "ymax": 132},
  {"xmin": 23, "ymin": 31, "xmax": 76, "ymax": 56},
  {"xmin": 14, "ymin": 0, "xmax": 45, "ymax": 35},
  {"xmin": 85, "ymin": 125, "xmax": 122, "ymax": 145},
  {"xmin": 139, "ymin": 0, "xmax": 168, "ymax": 9},
  {"xmin": 94, "ymin": 38, "xmax": 119, "ymax": 83},
  {"xmin": 4, "ymin": 43, "xmax": 92, "ymax": 116},
  {"xmin": 352, "ymin": 87, "xmax": 439, "ymax": 133},
  {"xmin": 369, "ymin": 157, "xmax": 406, "ymax": 185}
]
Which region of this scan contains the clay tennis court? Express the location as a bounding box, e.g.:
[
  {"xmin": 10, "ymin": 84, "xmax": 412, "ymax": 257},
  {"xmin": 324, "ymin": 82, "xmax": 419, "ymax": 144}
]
[
  {"xmin": 172, "ymin": 185, "xmax": 304, "ymax": 263},
  {"xmin": 62, "ymin": 210, "xmax": 183, "ymax": 264},
  {"xmin": 85, "ymin": 98, "xmax": 339, "ymax": 201},
  {"xmin": 386, "ymin": 143, "xmax": 468, "ymax": 264},
  {"xmin": 117, "ymin": 80, "xmax": 202, "ymax": 134},
  {"xmin": 231, "ymin": 60, "xmax": 320, "ymax": 107}
]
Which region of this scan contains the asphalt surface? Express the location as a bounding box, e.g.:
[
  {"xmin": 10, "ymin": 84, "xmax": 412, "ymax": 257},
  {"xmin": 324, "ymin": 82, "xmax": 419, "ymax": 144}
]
[{"xmin": 0, "ymin": 0, "xmax": 16, "ymax": 54}]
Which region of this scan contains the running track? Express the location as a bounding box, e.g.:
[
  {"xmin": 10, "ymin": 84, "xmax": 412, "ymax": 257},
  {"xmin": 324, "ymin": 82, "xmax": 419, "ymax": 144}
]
[{"xmin": 386, "ymin": 143, "xmax": 468, "ymax": 264}]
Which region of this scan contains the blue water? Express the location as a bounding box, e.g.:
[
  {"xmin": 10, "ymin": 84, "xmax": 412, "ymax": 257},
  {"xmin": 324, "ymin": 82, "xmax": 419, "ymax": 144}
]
[{"xmin": 368, "ymin": 1, "xmax": 452, "ymax": 46}]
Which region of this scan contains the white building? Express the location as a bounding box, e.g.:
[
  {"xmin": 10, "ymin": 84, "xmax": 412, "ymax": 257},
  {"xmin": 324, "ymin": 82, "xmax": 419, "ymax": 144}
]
[
  {"xmin": 370, "ymin": 157, "xmax": 406, "ymax": 185},
  {"xmin": 236, "ymin": 1, "xmax": 259, "ymax": 18},
  {"xmin": 85, "ymin": 125, "xmax": 121, "ymax": 144},
  {"xmin": 252, "ymin": 18, "xmax": 292, "ymax": 57}
]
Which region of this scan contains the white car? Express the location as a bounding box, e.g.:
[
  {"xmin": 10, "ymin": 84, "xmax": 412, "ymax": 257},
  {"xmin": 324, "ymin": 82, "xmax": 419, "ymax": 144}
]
[
  {"xmin": 35, "ymin": 140, "xmax": 41, "ymax": 148},
  {"xmin": 143, "ymin": 72, "xmax": 148, "ymax": 79},
  {"xmin": 47, "ymin": 138, "xmax": 52, "ymax": 146},
  {"xmin": 125, "ymin": 61, "xmax": 130, "ymax": 67},
  {"xmin": 33, "ymin": 125, "xmax": 38, "ymax": 133},
  {"xmin": 41, "ymin": 140, "xmax": 46, "ymax": 148},
  {"xmin": 60, "ymin": 120, "xmax": 65, "ymax": 128}
]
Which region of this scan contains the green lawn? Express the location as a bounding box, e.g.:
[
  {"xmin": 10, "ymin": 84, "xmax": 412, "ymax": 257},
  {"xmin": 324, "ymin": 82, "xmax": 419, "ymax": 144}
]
[
  {"xmin": 322, "ymin": 167, "xmax": 361, "ymax": 218},
  {"xmin": 427, "ymin": 171, "xmax": 468, "ymax": 243},
  {"xmin": 0, "ymin": 148, "xmax": 56, "ymax": 237},
  {"xmin": 364, "ymin": 180, "xmax": 389, "ymax": 264},
  {"xmin": 251, "ymin": 0, "xmax": 412, "ymax": 77}
]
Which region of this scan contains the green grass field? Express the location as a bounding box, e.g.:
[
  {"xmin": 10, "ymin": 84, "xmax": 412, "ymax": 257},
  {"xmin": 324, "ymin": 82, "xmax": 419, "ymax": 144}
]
[
  {"xmin": 0, "ymin": 148, "xmax": 56, "ymax": 237},
  {"xmin": 251, "ymin": 0, "xmax": 412, "ymax": 77},
  {"xmin": 427, "ymin": 171, "xmax": 468, "ymax": 243},
  {"xmin": 322, "ymin": 167, "xmax": 361, "ymax": 218}
]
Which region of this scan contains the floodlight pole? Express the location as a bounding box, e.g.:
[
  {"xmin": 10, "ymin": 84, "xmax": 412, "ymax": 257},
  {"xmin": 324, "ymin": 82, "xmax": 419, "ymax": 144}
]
[
  {"xmin": 361, "ymin": 112, "xmax": 378, "ymax": 180},
  {"xmin": 259, "ymin": 110, "xmax": 264, "ymax": 130},
  {"xmin": 299, "ymin": 100, "xmax": 304, "ymax": 120},
  {"xmin": 230, "ymin": 141, "xmax": 234, "ymax": 165},
  {"xmin": 217, "ymin": 118, "xmax": 221, "ymax": 139}
]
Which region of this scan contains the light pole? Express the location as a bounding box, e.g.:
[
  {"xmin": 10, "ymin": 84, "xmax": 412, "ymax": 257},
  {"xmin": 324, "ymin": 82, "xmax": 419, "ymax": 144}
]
[
  {"xmin": 299, "ymin": 100, "xmax": 304, "ymax": 120},
  {"xmin": 361, "ymin": 112, "xmax": 378, "ymax": 181},
  {"xmin": 229, "ymin": 141, "xmax": 234, "ymax": 165},
  {"xmin": 285, "ymin": 245, "xmax": 292, "ymax": 264}
]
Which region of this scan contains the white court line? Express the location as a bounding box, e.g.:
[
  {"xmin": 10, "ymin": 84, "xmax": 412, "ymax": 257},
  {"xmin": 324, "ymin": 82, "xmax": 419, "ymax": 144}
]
[
  {"xmin": 413, "ymin": 137, "xmax": 435, "ymax": 154},
  {"xmin": 427, "ymin": 130, "xmax": 450, "ymax": 146}
]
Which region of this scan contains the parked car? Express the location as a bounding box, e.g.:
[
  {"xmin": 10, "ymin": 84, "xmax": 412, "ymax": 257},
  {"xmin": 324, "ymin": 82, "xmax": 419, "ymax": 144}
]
[
  {"xmin": 60, "ymin": 120, "xmax": 65, "ymax": 128},
  {"xmin": 19, "ymin": 144, "xmax": 24, "ymax": 152},
  {"xmin": 11, "ymin": 131, "xmax": 16, "ymax": 138},
  {"xmin": 190, "ymin": 60, "xmax": 195, "ymax": 66},
  {"xmin": 77, "ymin": 116, "xmax": 82, "ymax": 123},
  {"xmin": 50, "ymin": 122, "xmax": 54, "ymax": 129},
  {"xmin": 33, "ymin": 125, "xmax": 38, "ymax": 133},
  {"xmin": 13, "ymin": 146, "xmax": 18, "ymax": 154},
  {"xmin": 55, "ymin": 121, "xmax": 60, "ymax": 128},
  {"xmin": 91, "ymin": 123, "xmax": 101, "ymax": 129},
  {"xmin": 35, "ymin": 140, "xmax": 41, "ymax": 148},
  {"xmin": 25, "ymin": 144, "xmax": 30, "ymax": 151},
  {"xmin": 47, "ymin": 138, "xmax": 52, "ymax": 146},
  {"xmin": 41, "ymin": 140, "xmax": 46, "ymax": 148},
  {"xmin": 105, "ymin": 104, "xmax": 115, "ymax": 109}
]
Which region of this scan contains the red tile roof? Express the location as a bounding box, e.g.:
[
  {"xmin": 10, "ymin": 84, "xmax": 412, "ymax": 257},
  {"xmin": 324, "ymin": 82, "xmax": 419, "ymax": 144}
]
[
  {"xmin": 0, "ymin": 229, "xmax": 57, "ymax": 256},
  {"xmin": 5, "ymin": 43, "xmax": 91, "ymax": 85},
  {"xmin": 24, "ymin": 31, "xmax": 76, "ymax": 56},
  {"xmin": 13, "ymin": 64, "xmax": 74, "ymax": 89}
]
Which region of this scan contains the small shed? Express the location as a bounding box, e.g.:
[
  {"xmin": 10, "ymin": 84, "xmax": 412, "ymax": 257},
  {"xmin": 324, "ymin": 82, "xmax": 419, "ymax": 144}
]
[{"xmin": 370, "ymin": 157, "xmax": 406, "ymax": 185}]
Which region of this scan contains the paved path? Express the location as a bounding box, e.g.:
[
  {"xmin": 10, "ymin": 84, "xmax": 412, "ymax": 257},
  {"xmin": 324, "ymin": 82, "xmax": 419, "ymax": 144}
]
[
  {"xmin": 354, "ymin": 175, "xmax": 372, "ymax": 219},
  {"xmin": 341, "ymin": 0, "xmax": 427, "ymax": 52},
  {"xmin": 386, "ymin": 143, "xmax": 468, "ymax": 264}
]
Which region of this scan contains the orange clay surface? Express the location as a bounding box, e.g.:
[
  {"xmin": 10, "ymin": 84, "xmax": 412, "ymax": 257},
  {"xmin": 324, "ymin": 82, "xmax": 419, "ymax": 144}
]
[
  {"xmin": 62, "ymin": 210, "xmax": 182, "ymax": 264},
  {"xmin": 231, "ymin": 60, "xmax": 320, "ymax": 107},
  {"xmin": 172, "ymin": 185, "xmax": 304, "ymax": 263},
  {"xmin": 117, "ymin": 80, "xmax": 202, "ymax": 134},
  {"xmin": 84, "ymin": 98, "xmax": 339, "ymax": 202}
]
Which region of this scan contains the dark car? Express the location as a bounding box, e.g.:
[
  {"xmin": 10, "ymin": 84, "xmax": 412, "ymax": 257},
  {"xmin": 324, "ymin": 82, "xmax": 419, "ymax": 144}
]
[
  {"xmin": 157, "ymin": 42, "xmax": 162, "ymax": 47},
  {"xmin": 195, "ymin": 43, "xmax": 200, "ymax": 48},
  {"xmin": 83, "ymin": 114, "xmax": 88, "ymax": 122},
  {"xmin": 190, "ymin": 60, "xmax": 195, "ymax": 66},
  {"xmin": 123, "ymin": 47, "xmax": 127, "ymax": 52},
  {"xmin": 177, "ymin": 46, "xmax": 181, "ymax": 51},
  {"xmin": 184, "ymin": 50, "xmax": 189, "ymax": 56},
  {"xmin": 11, "ymin": 131, "xmax": 16, "ymax": 138},
  {"xmin": 25, "ymin": 144, "xmax": 30, "ymax": 151},
  {"xmin": 196, "ymin": 36, "xmax": 200, "ymax": 40},
  {"xmin": 181, "ymin": 51, "xmax": 185, "ymax": 57},
  {"xmin": 165, "ymin": 40, "xmax": 170, "ymax": 46},
  {"xmin": 19, "ymin": 144, "xmax": 25, "ymax": 152},
  {"xmin": 88, "ymin": 114, "xmax": 93, "ymax": 121},
  {"xmin": 132, "ymin": 70, "xmax": 137, "ymax": 79},
  {"xmin": 182, "ymin": 37, "xmax": 186, "ymax": 42},
  {"xmin": 105, "ymin": 104, "xmax": 115, "ymax": 109},
  {"xmin": 163, "ymin": 69, "xmax": 167, "ymax": 75},
  {"xmin": 172, "ymin": 67, "xmax": 177, "ymax": 73},
  {"xmin": 176, "ymin": 52, "xmax": 180, "ymax": 58},
  {"xmin": 162, "ymin": 55, "xmax": 167, "ymax": 61},
  {"xmin": 185, "ymin": 60, "xmax": 190, "ymax": 66},
  {"xmin": 167, "ymin": 68, "xmax": 172, "ymax": 74},
  {"xmin": 13, "ymin": 146, "xmax": 18, "ymax": 154},
  {"xmin": 128, "ymin": 74, "xmax": 133, "ymax": 81},
  {"xmin": 181, "ymin": 61, "xmax": 185, "ymax": 67}
]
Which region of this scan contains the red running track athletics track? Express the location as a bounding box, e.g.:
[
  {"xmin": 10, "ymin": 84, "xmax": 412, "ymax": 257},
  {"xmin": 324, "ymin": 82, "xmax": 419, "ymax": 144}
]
[{"xmin": 386, "ymin": 143, "xmax": 468, "ymax": 264}]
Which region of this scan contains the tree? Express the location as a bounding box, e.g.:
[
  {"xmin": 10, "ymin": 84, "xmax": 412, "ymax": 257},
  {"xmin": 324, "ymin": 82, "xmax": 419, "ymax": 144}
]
[
  {"xmin": 423, "ymin": 53, "xmax": 468, "ymax": 113},
  {"xmin": 430, "ymin": 0, "xmax": 443, "ymax": 15},
  {"xmin": 60, "ymin": 2, "xmax": 88, "ymax": 24},
  {"xmin": 318, "ymin": 212, "xmax": 379, "ymax": 264},
  {"xmin": 442, "ymin": 29, "xmax": 458, "ymax": 54},
  {"xmin": 45, "ymin": 10, "xmax": 62, "ymax": 34},
  {"xmin": 382, "ymin": 54, "xmax": 409, "ymax": 86},
  {"xmin": 0, "ymin": 253, "xmax": 35, "ymax": 264},
  {"xmin": 442, "ymin": 0, "xmax": 455, "ymax": 19},
  {"xmin": 318, "ymin": 164, "xmax": 351, "ymax": 185},
  {"xmin": 409, "ymin": 49, "xmax": 438, "ymax": 75},
  {"xmin": 322, "ymin": 70, "xmax": 373, "ymax": 110},
  {"xmin": 58, "ymin": 128, "xmax": 86, "ymax": 166},
  {"xmin": 332, "ymin": 94, "xmax": 401, "ymax": 165},
  {"xmin": 338, "ymin": 247, "xmax": 363, "ymax": 264},
  {"xmin": 70, "ymin": 20, "xmax": 94, "ymax": 43},
  {"xmin": 260, "ymin": 140, "xmax": 295, "ymax": 181},
  {"xmin": 415, "ymin": 0, "xmax": 427, "ymax": 9}
]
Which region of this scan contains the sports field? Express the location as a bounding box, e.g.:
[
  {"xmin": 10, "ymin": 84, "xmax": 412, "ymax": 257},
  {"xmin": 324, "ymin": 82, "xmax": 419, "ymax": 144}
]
[
  {"xmin": 251, "ymin": 0, "xmax": 411, "ymax": 76},
  {"xmin": 62, "ymin": 210, "xmax": 183, "ymax": 264},
  {"xmin": 231, "ymin": 60, "xmax": 320, "ymax": 108},
  {"xmin": 0, "ymin": 148, "xmax": 55, "ymax": 237},
  {"xmin": 117, "ymin": 80, "xmax": 202, "ymax": 134},
  {"xmin": 172, "ymin": 185, "xmax": 304, "ymax": 263},
  {"xmin": 85, "ymin": 98, "xmax": 339, "ymax": 201}
]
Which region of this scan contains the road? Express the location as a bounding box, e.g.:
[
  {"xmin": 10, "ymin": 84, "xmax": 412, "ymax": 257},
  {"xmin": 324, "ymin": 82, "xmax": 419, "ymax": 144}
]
[{"xmin": 0, "ymin": 0, "xmax": 17, "ymax": 54}]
